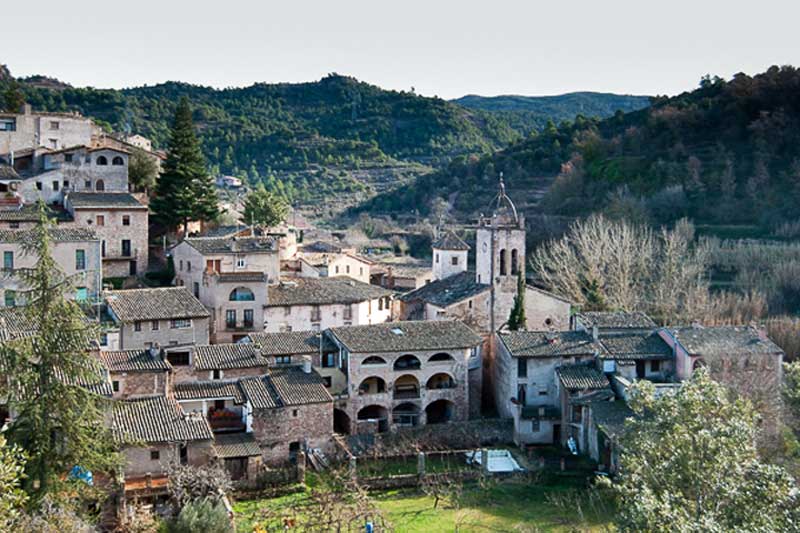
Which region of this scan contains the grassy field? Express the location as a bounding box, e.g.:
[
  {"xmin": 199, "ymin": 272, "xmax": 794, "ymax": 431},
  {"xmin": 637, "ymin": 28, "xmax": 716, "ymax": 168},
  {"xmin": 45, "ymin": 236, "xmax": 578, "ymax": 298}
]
[{"xmin": 234, "ymin": 477, "xmax": 614, "ymax": 532}]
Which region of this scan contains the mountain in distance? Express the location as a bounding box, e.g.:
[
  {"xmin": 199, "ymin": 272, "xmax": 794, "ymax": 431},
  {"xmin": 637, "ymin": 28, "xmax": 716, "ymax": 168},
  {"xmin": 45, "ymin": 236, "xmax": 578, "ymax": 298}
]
[{"xmin": 452, "ymin": 92, "xmax": 651, "ymax": 134}]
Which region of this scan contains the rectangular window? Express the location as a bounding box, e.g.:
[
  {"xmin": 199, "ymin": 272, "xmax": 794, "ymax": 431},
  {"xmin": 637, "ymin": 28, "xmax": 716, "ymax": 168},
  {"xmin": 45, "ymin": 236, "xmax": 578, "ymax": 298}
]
[
  {"xmin": 243, "ymin": 309, "xmax": 254, "ymax": 328},
  {"xmin": 134, "ymin": 321, "xmax": 142, "ymax": 332},
  {"xmin": 212, "ymin": 369, "xmax": 221, "ymax": 380},
  {"xmin": 36, "ymin": 182, "xmax": 42, "ymax": 191},
  {"xmin": 75, "ymin": 287, "xmax": 88, "ymax": 301},
  {"xmin": 53, "ymin": 181, "xmax": 59, "ymax": 191},
  {"xmin": 9, "ymin": 222, "xmax": 19, "ymax": 229},
  {"xmin": 275, "ymin": 355, "xmax": 292, "ymax": 365},
  {"xmin": 193, "ymin": 282, "xmax": 200, "ymax": 299},
  {"xmin": 346, "ymin": 265, "xmax": 350, "ymax": 274},
  {"xmin": 122, "ymin": 215, "xmax": 130, "ymax": 226},
  {"xmin": 167, "ymin": 351, "xmax": 190, "ymax": 366},
  {"xmin": 112, "ymin": 380, "xmax": 120, "ymax": 392},
  {"xmin": 75, "ymin": 249, "xmax": 86, "ymax": 270},
  {"xmin": 84, "ymin": 180, "xmax": 91, "ymax": 189},
  {"xmin": 517, "ymin": 358, "xmax": 527, "ymax": 378},
  {"xmin": 452, "ymin": 256, "xmax": 459, "ymax": 265},
  {"xmin": 187, "ymin": 261, "xmax": 191, "ymax": 272},
  {"xmin": 322, "ymin": 376, "xmax": 332, "ymax": 387},
  {"xmin": 63, "ymin": 180, "xmax": 69, "ymax": 189},
  {"xmin": 435, "ymin": 253, "xmax": 439, "ymax": 263},
  {"xmin": 179, "ymin": 260, "xmax": 183, "ymax": 271},
  {"xmin": 335, "ymin": 265, "xmax": 340, "ymax": 274},
  {"xmin": 171, "ymin": 319, "xmax": 191, "ymax": 329},
  {"xmin": 151, "ymin": 320, "xmax": 159, "ymax": 331},
  {"xmin": 236, "ymin": 257, "xmax": 245, "ymax": 268},
  {"xmin": 284, "ymin": 306, "xmax": 291, "ymax": 316},
  {"xmin": 121, "ymin": 240, "xmax": 131, "ymax": 257},
  {"xmin": 50, "ymin": 121, "xmax": 59, "ymax": 130},
  {"xmin": 226, "ymin": 310, "xmax": 236, "ymax": 329},
  {"xmin": 96, "ymin": 215, "xmax": 104, "ymax": 226},
  {"xmin": 651, "ymin": 360, "xmax": 661, "ymax": 372},
  {"xmin": 150, "ymin": 450, "xmax": 160, "ymax": 461},
  {"xmin": 311, "ymin": 305, "xmax": 321, "ymax": 322},
  {"xmin": 4, "ymin": 290, "xmax": 15, "ymax": 307},
  {"xmin": 343, "ymin": 304, "xmax": 352, "ymax": 320},
  {"xmin": 3, "ymin": 251, "xmax": 13, "ymax": 270},
  {"xmin": 100, "ymin": 333, "xmax": 108, "ymax": 346},
  {"xmin": 64, "ymin": 154, "xmax": 73, "ymax": 163},
  {"xmin": 322, "ymin": 353, "xmax": 335, "ymax": 368}
]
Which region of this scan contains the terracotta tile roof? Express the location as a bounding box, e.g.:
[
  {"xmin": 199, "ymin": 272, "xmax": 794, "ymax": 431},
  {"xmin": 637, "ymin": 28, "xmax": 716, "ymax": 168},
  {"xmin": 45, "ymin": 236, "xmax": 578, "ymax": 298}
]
[
  {"xmin": 111, "ymin": 395, "xmax": 213, "ymax": 444},
  {"xmin": 267, "ymin": 366, "xmax": 332, "ymax": 406},
  {"xmin": 244, "ymin": 331, "xmax": 320, "ymax": 356},
  {"xmin": 328, "ymin": 320, "xmax": 482, "ymax": 353},
  {"xmin": 399, "ymin": 271, "xmax": 488, "ymax": 307},
  {"xmin": 105, "ymin": 287, "xmax": 210, "ymax": 322},
  {"xmin": 0, "ymin": 307, "xmax": 38, "ymax": 341},
  {"xmin": 576, "ymin": 311, "xmax": 656, "ymax": 330},
  {"xmin": 193, "ymin": 343, "xmax": 268, "ymax": 371},
  {"xmin": 266, "ymin": 277, "xmax": 392, "ymax": 307},
  {"xmin": 101, "ymin": 349, "xmax": 172, "ymax": 372},
  {"xmin": 599, "ymin": 331, "xmax": 673, "ymax": 360},
  {"xmin": 0, "ymin": 164, "xmax": 19, "ymax": 180},
  {"xmin": 183, "ymin": 236, "xmax": 277, "ymax": 255},
  {"xmin": 173, "ymin": 380, "xmax": 246, "ymax": 404},
  {"xmin": 0, "ymin": 227, "xmax": 98, "ymax": 243},
  {"xmin": 238, "ymin": 376, "xmax": 279, "ymax": 409},
  {"xmin": 214, "ymin": 433, "xmax": 261, "ymax": 458},
  {"xmin": 667, "ymin": 325, "xmax": 783, "ymax": 356},
  {"xmin": 431, "ymin": 230, "xmax": 470, "ymax": 251},
  {"xmin": 499, "ymin": 330, "xmax": 604, "ymax": 358},
  {"xmin": 0, "ymin": 204, "xmax": 71, "ymax": 222},
  {"xmin": 556, "ymin": 364, "xmax": 610, "ymax": 391},
  {"xmin": 66, "ymin": 192, "xmax": 146, "ymax": 209}
]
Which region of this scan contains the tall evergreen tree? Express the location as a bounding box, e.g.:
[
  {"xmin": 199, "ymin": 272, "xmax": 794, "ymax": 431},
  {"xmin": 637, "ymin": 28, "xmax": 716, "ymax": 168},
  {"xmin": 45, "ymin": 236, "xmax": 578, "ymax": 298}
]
[
  {"xmin": 2, "ymin": 81, "xmax": 25, "ymax": 113},
  {"xmin": 151, "ymin": 97, "xmax": 219, "ymax": 234},
  {"xmin": 0, "ymin": 204, "xmax": 118, "ymax": 501},
  {"xmin": 507, "ymin": 271, "xmax": 527, "ymax": 330}
]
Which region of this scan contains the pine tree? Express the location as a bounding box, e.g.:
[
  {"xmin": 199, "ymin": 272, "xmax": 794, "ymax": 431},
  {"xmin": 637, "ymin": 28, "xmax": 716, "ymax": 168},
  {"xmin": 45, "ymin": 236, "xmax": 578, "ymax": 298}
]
[
  {"xmin": 507, "ymin": 271, "xmax": 527, "ymax": 330},
  {"xmin": 151, "ymin": 97, "xmax": 218, "ymax": 234},
  {"xmin": 0, "ymin": 203, "xmax": 118, "ymax": 501}
]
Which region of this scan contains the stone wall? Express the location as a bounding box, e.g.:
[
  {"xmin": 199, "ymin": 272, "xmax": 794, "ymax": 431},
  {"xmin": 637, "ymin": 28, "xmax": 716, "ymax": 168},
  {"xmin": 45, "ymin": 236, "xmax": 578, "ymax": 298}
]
[
  {"xmin": 111, "ymin": 370, "xmax": 169, "ymax": 398},
  {"xmin": 250, "ymin": 401, "xmax": 333, "ymax": 465}
]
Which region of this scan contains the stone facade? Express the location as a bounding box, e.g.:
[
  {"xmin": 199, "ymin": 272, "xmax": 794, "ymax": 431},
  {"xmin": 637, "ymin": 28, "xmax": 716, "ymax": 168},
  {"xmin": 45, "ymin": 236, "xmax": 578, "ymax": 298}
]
[
  {"xmin": 0, "ymin": 108, "xmax": 100, "ymax": 154},
  {"xmin": 114, "ymin": 316, "xmax": 210, "ymax": 351},
  {"xmin": 121, "ymin": 440, "xmax": 214, "ymax": 478},
  {"xmin": 250, "ymin": 401, "xmax": 332, "ymax": 464},
  {"xmin": 264, "ymin": 297, "xmax": 391, "ymax": 333},
  {"xmin": 110, "ymin": 370, "xmax": 170, "ymax": 399}
]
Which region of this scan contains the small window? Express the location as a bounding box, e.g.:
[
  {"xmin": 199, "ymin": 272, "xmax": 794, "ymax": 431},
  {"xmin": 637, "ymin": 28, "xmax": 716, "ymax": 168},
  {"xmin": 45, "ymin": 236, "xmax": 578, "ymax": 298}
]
[
  {"xmin": 214, "ymin": 399, "xmax": 225, "ymax": 410},
  {"xmin": 179, "ymin": 260, "xmax": 183, "ymax": 271},
  {"xmin": 49, "ymin": 121, "xmax": 59, "ymax": 130},
  {"xmin": 150, "ymin": 450, "xmax": 160, "ymax": 461},
  {"xmin": 322, "ymin": 376, "xmax": 332, "ymax": 387},
  {"xmin": 122, "ymin": 215, "xmax": 130, "ymax": 226},
  {"xmin": 651, "ymin": 360, "xmax": 661, "ymax": 372},
  {"xmin": 134, "ymin": 321, "xmax": 142, "ymax": 332},
  {"xmin": 63, "ymin": 180, "xmax": 69, "ymax": 188},
  {"xmin": 435, "ymin": 253, "xmax": 439, "ymax": 263},
  {"xmin": 187, "ymin": 261, "xmax": 191, "ymax": 272},
  {"xmin": 346, "ymin": 265, "xmax": 350, "ymax": 274},
  {"xmin": 9, "ymin": 222, "xmax": 19, "ymax": 229},
  {"xmin": 322, "ymin": 353, "xmax": 335, "ymax": 368},
  {"xmin": 193, "ymin": 282, "xmax": 200, "ymax": 299},
  {"xmin": 171, "ymin": 319, "xmax": 191, "ymax": 329},
  {"xmin": 53, "ymin": 181, "xmax": 59, "ymax": 191},
  {"xmin": 335, "ymin": 265, "xmax": 340, "ymax": 274},
  {"xmin": 517, "ymin": 358, "xmax": 527, "ymax": 378},
  {"xmin": 96, "ymin": 215, "xmax": 104, "ymax": 226},
  {"xmin": 3, "ymin": 251, "xmax": 13, "ymax": 270},
  {"xmin": 451, "ymin": 256, "xmax": 458, "ymax": 266},
  {"xmin": 75, "ymin": 249, "xmax": 86, "ymax": 270},
  {"xmin": 292, "ymin": 409, "xmax": 298, "ymax": 417},
  {"xmin": 64, "ymin": 154, "xmax": 73, "ymax": 163},
  {"xmin": 236, "ymin": 257, "xmax": 245, "ymax": 268},
  {"xmin": 112, "ymin": 380, "xmax": 120, "ymax": 392},
  {"xmin": 212, "ymin": 369, "xmax": 221, "ymax": 380},
  {"xmin": 36, "ymin": 182, "xmax": 42, "ymax": 191},
  {"xmin": 112, "ymin": 156, "xmax": 124, "ymax": 165},
  {"xmin": 96, "ymin": 155, "xmax": 108, "ymax": 166},
  {"xmin": 275, "ymin": 355, "xmax": 292, "ymax": 365},
  {"xmin": 84, "ymin": 180, "xmax": 91, "ymax": 189},
  {"xmin": 151, "ymin": 320, "xmax": 159, "ymax": 331},
  {"xmin": 360, "ymin": 267, "xmax": 364, "ymax": 276},
  {"xmin": 311, "ymin": 305, "xmax": 321, "ymax": 322},
  {"xmin": 4, "ymin": 290, "xmax": 15, "ymax": 307},
  {"xmin": 226, "ymin": 310, "xmax": 236, "ymax": 329}
]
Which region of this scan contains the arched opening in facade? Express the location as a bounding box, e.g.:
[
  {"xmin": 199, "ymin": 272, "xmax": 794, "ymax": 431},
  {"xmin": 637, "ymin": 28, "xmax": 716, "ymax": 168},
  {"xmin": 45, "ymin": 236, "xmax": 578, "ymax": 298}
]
[
  {"xmin": 95, "ymin": 179, "xmax": 105, "ymax": 191},
  {"xmin": 428, "ymin": 352, "xmax": 454, "ymax": 363},
  {"xmin": 229, "ymin": 287, "xmax": 255, "ymax": 301},
  {"xmin": 393, "ymin": 375, "xmax": 420, "ymax": 399},
  {"xmin": 425, "ymin": 399, "xmax": 455, "ymax": 424},
  {"xmin": 112, "ymin": 156, "xmax": 124, "ymax": 165},
  {"xmin": 517, "ymin": 384, "xmax": 526, "ymax": 404},
  {"xmin": 357, "ymin": 405, "xmax": 389, "ymax": 433},
  {"xmin": 333, "ymin": 408, "xmax": 351, "ymax": 435},
  {"xmin": 358, "ymin": 376, "xmax": 386, "ymax": 395},
  {"xmin": 362, "ymin": 356, "xmax": 387, "ymax": 366},
  {"xmin": 96, "ymin": 156, "xmax": 108, "ymax": 166},
  {"xmin": 427, "ymin": 373, "xmax": 456, "ymax": 390},
  {"xmin": 499, "ymin": 248, "xmax": 508, "ymax": 275},
  {"xmin": 393, "ymin": 354, "xmax": 421, "ymax": 371},
  {"xmin": 392, "ymin": 402, "xmax": 421, "ymax": 427},
  {"xmin": 511, "ymin": 249, "xmax": 519, "ymax": 275}
]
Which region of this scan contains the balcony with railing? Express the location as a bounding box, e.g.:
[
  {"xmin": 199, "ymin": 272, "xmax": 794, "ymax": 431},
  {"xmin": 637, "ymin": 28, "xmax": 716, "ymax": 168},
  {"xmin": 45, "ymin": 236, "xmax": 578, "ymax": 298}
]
[{"xmin": 207, "ymin": 406, "xmax": 246, "ymax": 432}]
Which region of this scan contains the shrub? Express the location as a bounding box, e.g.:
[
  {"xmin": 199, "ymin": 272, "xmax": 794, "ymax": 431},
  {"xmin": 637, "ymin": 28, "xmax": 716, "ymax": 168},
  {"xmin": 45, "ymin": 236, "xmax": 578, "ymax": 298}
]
[{"xmin": 167, "ymin": 498, "xmax": 232, "ymax": 533}]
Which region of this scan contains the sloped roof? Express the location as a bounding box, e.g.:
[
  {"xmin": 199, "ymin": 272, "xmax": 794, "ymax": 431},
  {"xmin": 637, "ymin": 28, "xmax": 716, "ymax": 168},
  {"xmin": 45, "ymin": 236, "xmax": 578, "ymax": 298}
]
[
  {"xmin": 0, "ymin": 204, "xmax": 72, "ymax": 222},
  {"xmin": 112, "ymin": 396, "xmax": 213, "ymax": 444},
  {"xmin": 432, "ymin": 231, "xmax": 470, "ymax": 251},
  {"xmin": 215, "ymin": 272, "xmax": 267, "ymax": 283},
  {"xmin": 556, "ymin": 364, "xmax": 610, "ymax": 391},
  {"xmin": 399, "ymin": 270, "xmax": 488, "ymax": 308},
  {"xmin": 214, "ymin": 433, "xmax": 261, "ymax": 458},
  {"xmin": 668, "ymin": 325, "xmax": 783, "ymax": 356},
  {"xmin": 266, "ymin": 277, "xmax": 392, "ymax": 307},
  {"xmin": 0, "ymin": 227, "xmax": 98, "ymax": 243},
  {"xmin": 267, "ymin": 365, "xmax": 332, "ymax": 406},
  {"xmin": 576, "ymin": 311, "xmax": 656, "ymax": 330},
  {"xmin": 0, "ymin": 164, "xmax": 20, "ymax": 180},
  {"xmin": 499, "ymin": 330, "xmax": 604, "ymax": 358},
  {"xmin": 0, "ymin": 307, "xmax": 38, "ymax": 341},
  {"xmin": 193, "ymin": 343, "xmax": 269, "ymax": 371},
  {"xmin": 105, "ymin": 287, "xmax": 210, "ymax": 322},
  {"xmin": 328, "ymin": 320, "xmax": 482, "ymax": 353},
  {"xmin": 599, "ymin": 331, "xmax": 673, "ymax": 360},
  {"xmin": 183, "ymin": 236, "xmax": 277, "ymax": 255},
  {"xmin": 591, "ymin": 400, "xmax": 635, "ymax": 440},
  {"xmin": 173, "ymin": 380, "xmax": 247, "ymax": 404},
  {"xmin": 245, "ymin": 331, "xmax": 320, "ymax": 356},
  {"xmin": 67, "ymin": 192, "xmax": 146, "ymax": 209},
  {"xmin": 101, "ymin": 349, "xmax": 172, "ymax": 372}
]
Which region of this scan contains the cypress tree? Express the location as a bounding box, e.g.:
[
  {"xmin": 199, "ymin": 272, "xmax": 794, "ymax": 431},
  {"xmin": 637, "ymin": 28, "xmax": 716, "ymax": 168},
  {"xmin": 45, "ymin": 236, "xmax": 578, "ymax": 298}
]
[
  {"xmin": 507, "ymin": 271, "xmax": 527, "ymax": 330},
  {"xmin": 151, "ymin": 97, "xmax": 219, "ymax": 234}
]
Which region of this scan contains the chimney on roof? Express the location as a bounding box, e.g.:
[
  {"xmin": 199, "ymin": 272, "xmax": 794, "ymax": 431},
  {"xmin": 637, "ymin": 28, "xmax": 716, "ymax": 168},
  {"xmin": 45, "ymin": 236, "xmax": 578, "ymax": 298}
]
[
  {"xmin": 592, "ymin": 325, "xmax": 599, "ymax": 342},
  {"xmin": 302, "ymin": 355, "xmax": 312, "ymax": 374}
]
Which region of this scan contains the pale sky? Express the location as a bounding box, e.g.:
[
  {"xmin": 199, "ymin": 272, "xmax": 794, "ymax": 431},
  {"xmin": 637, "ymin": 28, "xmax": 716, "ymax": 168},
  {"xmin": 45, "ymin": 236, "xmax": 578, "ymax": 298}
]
[{"xmin": 4, "ymin": 0, "xmax": 799, "ymax": 99}]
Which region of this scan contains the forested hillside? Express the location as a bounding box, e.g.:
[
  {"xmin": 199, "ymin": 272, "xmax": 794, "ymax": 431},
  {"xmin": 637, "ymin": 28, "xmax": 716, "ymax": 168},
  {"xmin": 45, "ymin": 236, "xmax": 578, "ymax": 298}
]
[
  {"xmin": 362, "ymin": 66, "xmax": 800, "ymax": 231},
  {"xmin": 453, "ymin": 92, "xmax": 650, "ymax": 134}
]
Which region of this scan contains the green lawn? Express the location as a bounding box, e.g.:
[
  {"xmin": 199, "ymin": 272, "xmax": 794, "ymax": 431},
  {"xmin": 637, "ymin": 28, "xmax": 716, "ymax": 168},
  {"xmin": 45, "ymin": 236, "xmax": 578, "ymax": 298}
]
[{"xmin": 234, "ymin": 478, "xmax": 614, "ymax": 532}]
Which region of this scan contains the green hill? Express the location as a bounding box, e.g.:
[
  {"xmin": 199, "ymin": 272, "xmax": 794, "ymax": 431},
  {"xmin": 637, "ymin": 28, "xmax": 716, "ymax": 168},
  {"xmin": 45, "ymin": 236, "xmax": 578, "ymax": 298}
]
[
  {"xmin": 453, "ymin": 92, "xmax": 650, "ymax": 134},
  {"xmin": 361, "ymin": 66, "xmax": 800, "ymax": 231}
]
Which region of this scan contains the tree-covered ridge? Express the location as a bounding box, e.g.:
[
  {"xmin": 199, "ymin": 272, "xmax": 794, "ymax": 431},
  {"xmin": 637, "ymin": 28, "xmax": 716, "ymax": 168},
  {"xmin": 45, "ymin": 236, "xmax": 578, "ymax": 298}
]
[
  {"xmin": 363, "ymin": 66, "xmax": 800, "ymax": 228},
  {"xmin": 453, "ymin": 91, "xmax": 651, "ymax": 134}
]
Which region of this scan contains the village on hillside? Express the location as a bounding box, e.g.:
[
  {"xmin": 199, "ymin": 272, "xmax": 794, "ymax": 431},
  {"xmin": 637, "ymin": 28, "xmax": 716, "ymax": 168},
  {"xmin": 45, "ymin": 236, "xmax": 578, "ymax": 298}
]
[{"xmin": 0, "ymin": 101, "xmax": 795, "ymax": 531}]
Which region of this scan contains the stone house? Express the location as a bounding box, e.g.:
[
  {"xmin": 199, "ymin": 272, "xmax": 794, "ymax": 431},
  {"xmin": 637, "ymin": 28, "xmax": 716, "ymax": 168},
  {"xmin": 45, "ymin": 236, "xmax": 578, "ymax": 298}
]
[
  {"xmin": 495, "ymin": 330, "xmax": 604, "ymax": 445},
  {"xmin": 584, "ymin": 400, "xmax": 633, "ymax": 474},
  {"xmin": 103, "ymin": 288, "xmax": 211, "ymax": 365},
  {"xmin": 189, "ymin": 343, "xmax": 270, "ymax": 382},
  {"xmin": 0, "ymin": 227, "xmax": 102, "ymax": 306},
  {"xmin": 263, "ymin": 277, "xmax": 393, "ymax": 333},
  {"xmin": 171, "ymin": 235, "xmax": 279, "ymax": 342},
  {"xmin": 101, "ymin": 347, "xmax": 172, "ymax": 399},
  {"xmin": 370, "ymin": 258, "xmax": 433, "ymax": 291},
  {"xmin": 323, "ymin": 320, "xmax": 482, "ymax": 434},
  {"xmin": 555, "ymin": 363, "xmax": 613, "ymax": 450},
  {"xmin": 63, "ymin": 192, "xmax": 148, "ymax": 278},
  {"xmin": 597, "ymin": 329, "xmax": 674, "ymax": 382},
  {"xmin": 0, "ymin": 106, "xmax": 100, "ymax": 154},
  {"xmin": 288, "ymin": 251, "xmax": 372, "ymax": 284},
  {"xmin": 111, "ymin": 395, "xmax": 215, "ymax": 483}
]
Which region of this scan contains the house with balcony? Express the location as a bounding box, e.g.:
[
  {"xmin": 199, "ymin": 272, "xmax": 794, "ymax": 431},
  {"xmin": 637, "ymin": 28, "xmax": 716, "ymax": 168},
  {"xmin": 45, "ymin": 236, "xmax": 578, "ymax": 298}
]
[
  {"xmin": 0, "ymin": 227, "xmax": 102, "ymax": 307},
  {"xmin": 322, "ymin": 320, "xmax": 482, "ymax": 435},
  {"xmin": 263, "ymin": 277, "xmax": 393, "ymax": 333},
  {"xmin": 102, "ymin": 288, "xmax": 211, "ymax": 377},
  {"xmin": 63, "ymin": 192, "xmax": 148, "ymax": 278},
  {"xmin": 171, "ymin": 235, "xmax": 279, "ymax": 342}
]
